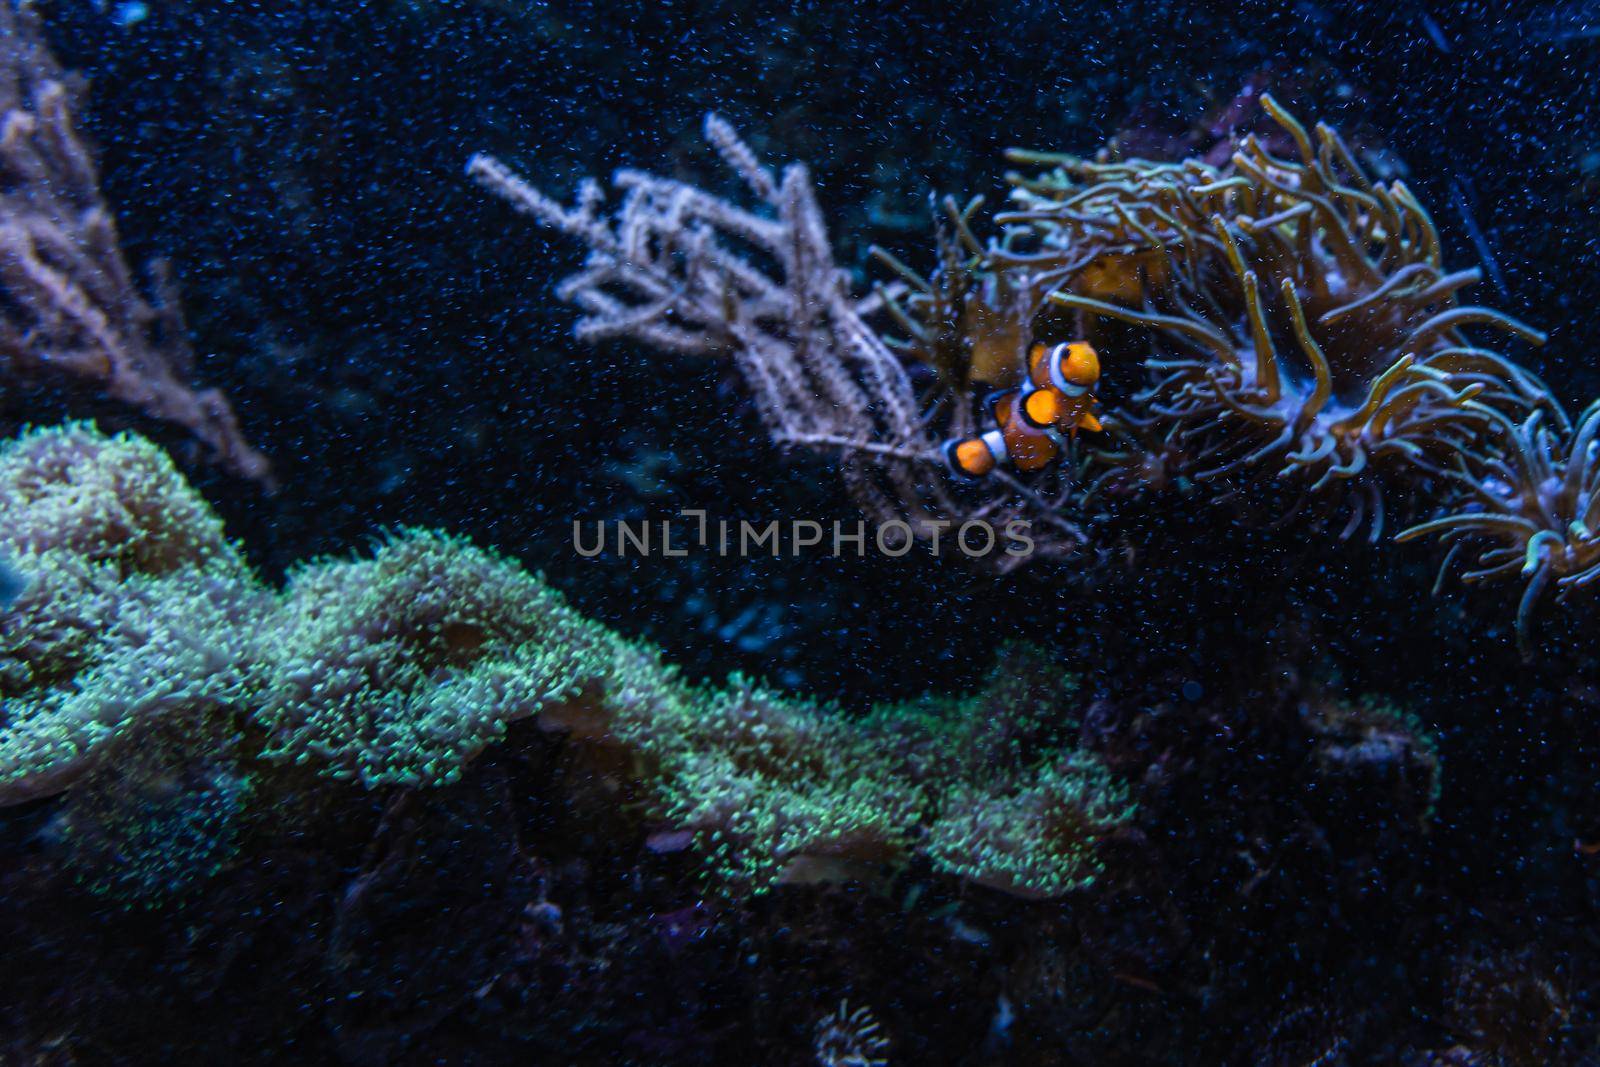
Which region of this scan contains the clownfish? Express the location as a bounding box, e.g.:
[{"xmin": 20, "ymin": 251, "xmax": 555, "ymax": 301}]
[{"xmin": 942, "ymin": 341, "xmax": 1104, "ymax": 479}]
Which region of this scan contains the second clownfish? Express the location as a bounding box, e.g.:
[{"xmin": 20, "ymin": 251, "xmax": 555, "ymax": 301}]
[{"xmin": 942, "ymin": 341, "xmax": 1103, "ymax": 478}]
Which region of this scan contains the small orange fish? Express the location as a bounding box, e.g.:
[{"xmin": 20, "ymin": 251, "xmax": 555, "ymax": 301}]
[{"xmin": 943, "ymin": 341, "xmax": 1104, "ymax": 478}]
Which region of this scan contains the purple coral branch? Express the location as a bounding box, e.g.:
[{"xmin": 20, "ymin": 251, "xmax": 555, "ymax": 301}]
[{"xmin": 0, "ymin": 5, "xmax": 271, "ymax": 486}]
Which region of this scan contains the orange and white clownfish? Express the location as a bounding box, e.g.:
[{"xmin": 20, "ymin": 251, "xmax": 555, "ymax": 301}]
[{"xmin": 942, "ymin": 341, "xmax": 1103, "ymax": 479}]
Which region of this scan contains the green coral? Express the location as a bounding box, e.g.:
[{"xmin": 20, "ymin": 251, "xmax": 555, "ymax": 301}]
[
  {"xmin": 2, "ymin": 567, "xmax": 266, "ymax": 804},
  {"xmin": 0, "ymin": 424, "xmax": 1137, "ymax": 901},
  {"xmin": 55, "ymin": 705, "xmax": 255, "ymax": 901},
  {"xmin": 0, "ymin": 423, "xmax": 240, "ymax": 576},
  {"xmin": 628, "ymin": 676, "xmax": 924, "ymax": 888},
  {"xmin": 1303, "ymin": 690, "xmax": 1443, "ymax": 825},
  {"xmin": 258, "ymin": 529, "xmax": 611, "ymax": 787},
  {"xmin": 923, "ymin": 753, "xmax": 1136, "ymax": 898},
  {"xmin": 0, "ymin": 425, "xmax": 256, "ymax": 805},
  {"xmin": 866, "ymin": 645, "xmax": 1132, "ymax": 898},
  {"xmin": 865, "ymin": 642, "xmax": 1076, "ymax": 778},
  {"xmin": 588, "ymin": 646, "xmax": 1128, "ymax": 896}
]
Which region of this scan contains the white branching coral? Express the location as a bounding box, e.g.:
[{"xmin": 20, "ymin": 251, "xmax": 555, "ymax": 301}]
[
  {"xmin": 0, "ymin": 4, "xmax": 270, "ymax": 484},
  {"xmin": 469, "ymin": 117, "xmax": 1090, "ymax": 564}
]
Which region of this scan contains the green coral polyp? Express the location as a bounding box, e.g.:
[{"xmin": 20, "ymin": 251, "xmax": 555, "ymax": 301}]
[
  {"xmin": 636, "ymin": 678, "xmax": 925, "ymax": 888},
  {"xmin": 57, "ymin": 706, "xmax": 256, "ymax": 902},
  {"xmin": 259, "ymin": 528, "xmax": 611, "ymax": 787},
  {"xmin": 0, "ymin": 423, "xmax": 241, "ymax": 576},
  {"xmin": 925, "ymin": 754, "xmax": 1136, "ymax": 899},
  {"xmin": 0, "ymin": 424, "xmax": 1136, "ymax": 899},
  {"xmin": 0, "ymin": 425, "xmax": 259, "ymax": 806}
]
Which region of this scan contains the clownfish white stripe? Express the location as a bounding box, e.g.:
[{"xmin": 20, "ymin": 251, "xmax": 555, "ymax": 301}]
[
  {"xmin": 1048, "ymin": 345, "xmax": 1091, "ymax": 397},
  {"xmin": 980, "ymin": 428, "xmax": 1008, "ymax": 465}
]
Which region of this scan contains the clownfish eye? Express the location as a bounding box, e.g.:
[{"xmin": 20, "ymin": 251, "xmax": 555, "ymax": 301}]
[{"xmin": 1051, "ymin": 341, "xmax": 1100, "ymax": 392}]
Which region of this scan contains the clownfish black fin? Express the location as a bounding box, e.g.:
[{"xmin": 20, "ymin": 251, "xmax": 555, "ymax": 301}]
[{"xmin": 984, "ymin": 388, "xmax": 1017, "ymax": 425}]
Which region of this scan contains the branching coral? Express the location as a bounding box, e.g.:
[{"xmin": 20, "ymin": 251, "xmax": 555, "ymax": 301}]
[
  {"xmin": 0, "ymin": 5, "xmax": 269, "ymax": 484},
  {"xmin": 1, "ymin": 423, "xmax": 1135, "ymax": 900},
  {"xmin": 469, "ymin": 120, "xmax": 1092, "ymax": 565}
]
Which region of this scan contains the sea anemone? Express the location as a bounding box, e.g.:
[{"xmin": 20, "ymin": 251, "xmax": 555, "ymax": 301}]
[
  {"xmin": 1006, "ymin": 95, "xmax": 1556, "ymax": 536},
  {"xmin": 813, "ymin": 1000, "xmax": 891, "ymax": 1067},
  {"xmin": 1398, "ymin": 401, "xmax": 1600, "ymax": 654}
]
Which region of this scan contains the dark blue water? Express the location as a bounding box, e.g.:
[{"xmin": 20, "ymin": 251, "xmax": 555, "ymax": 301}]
[{"xmin": 3, "ymin": 1, "xmax": 1599, "ymax": 1062}]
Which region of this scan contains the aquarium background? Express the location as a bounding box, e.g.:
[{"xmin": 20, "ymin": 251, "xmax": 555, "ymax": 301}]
[{"xmin": 3, "ymin": 0, "xmax": 1600, "ymax": 1062}]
